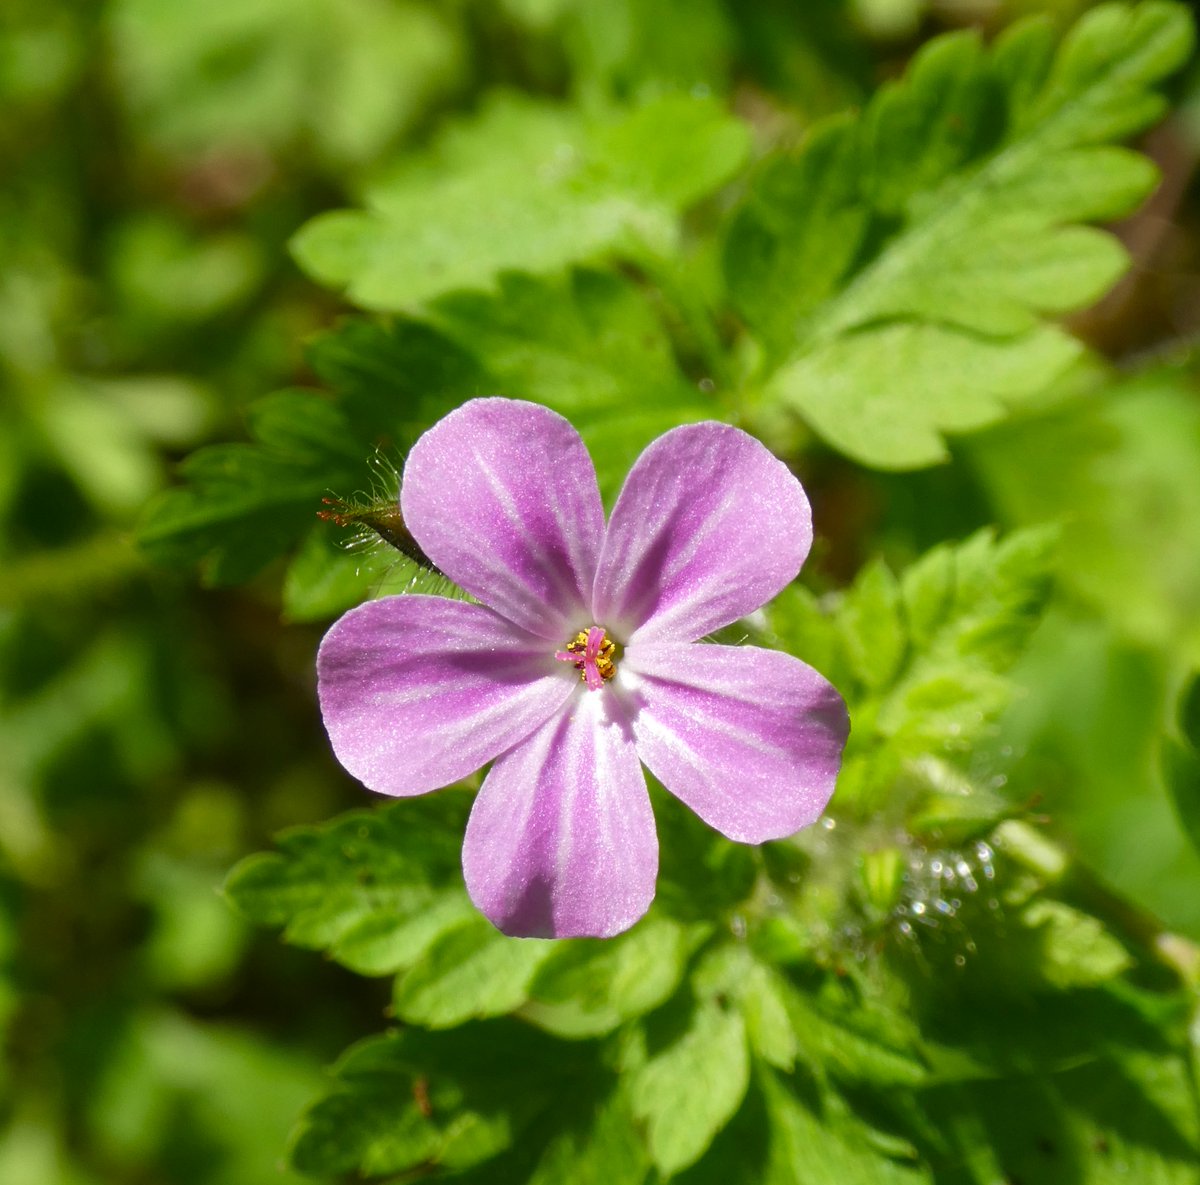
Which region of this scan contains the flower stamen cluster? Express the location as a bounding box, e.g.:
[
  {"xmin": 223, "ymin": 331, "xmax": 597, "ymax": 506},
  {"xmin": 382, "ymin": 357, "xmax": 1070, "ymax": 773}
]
[{"xmin": 555, "ymin": 626, "xmax": 617, "ymax": 690}]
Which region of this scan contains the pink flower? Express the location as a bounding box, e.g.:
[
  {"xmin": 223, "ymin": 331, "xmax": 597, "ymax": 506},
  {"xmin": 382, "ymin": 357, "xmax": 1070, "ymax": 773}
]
[{"xmin": 317, "ymin": 399, "xmax": 848, "ymax": 938}]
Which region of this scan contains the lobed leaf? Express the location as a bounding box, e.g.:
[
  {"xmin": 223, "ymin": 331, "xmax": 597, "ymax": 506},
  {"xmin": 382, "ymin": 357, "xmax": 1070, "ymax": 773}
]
[
  {"xmin": 392, "ymin": 917, "xmax": 556, "ymax": 1028},
  {"xmin": 291, "ymin": 91, "xmax": 750, "ymax": 311},
  {"xmin": 136, "ymin": 391, "xmax": 364, "ymax": 585},
  {"xmin": 520, "ymin": 916, "xmax": 694, "ymax": 1038},
  {"xmin": 139, "ymin": 268, "xmax": 714, "ymax": 598},
  {"xmin": 631, "ymin": 995, "xmax": 750, "ymax": 1176},
  {"xmin": 760, "ymin": 1070, "xmax": 930, "ymax": 1185},
  {"xmin": 223, "ymin": 797, "xmax": 473, "ymax": 976},
  {"xmin": 289, "ymin": 1022, "xmax": 617, "ymax": 1180},
  {"xmin": 728, "ymin": 1, "xmax": 1193, "ymax": 467}
]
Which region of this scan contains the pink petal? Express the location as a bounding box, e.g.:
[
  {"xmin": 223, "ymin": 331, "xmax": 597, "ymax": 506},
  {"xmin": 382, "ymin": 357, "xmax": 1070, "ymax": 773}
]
[
  {"xmin": 401, "ymin": 399, "xmax": 605, "ymax": 639},
  {"xmin": 317, "ymin": 596, "xmax": 573, "ymax": 797},
  {"xmin": 592, "ymin": 422, "xmax": 812, "ymax": 644},
  {"xmin": 462, "ymin": 691, "xmax": 657, "ymax": 938},
  {"xmin": 624, "ymin": 641, "xmax": 848, "ymax": 843}
]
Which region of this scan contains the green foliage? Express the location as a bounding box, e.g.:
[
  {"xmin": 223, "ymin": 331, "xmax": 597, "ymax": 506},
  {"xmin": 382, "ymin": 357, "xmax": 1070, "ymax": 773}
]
[
  {"xmin": 138, "ymin": 267, "xmax": 715, "ymax": 600},
  {"xmin": 1163, "ymin": 674, "xmax": 1200, "ymax": 858},
  {"xmin": 109, "ymin": 0, "xmax": 464, "ymax": 171},
  {"xmin": 225, "ymin": 795, "xmax": 473, "ymax": 975},
  {"xmin": 630, "ymin": 992, "xmax": 749, "ymax": 1174},
  {"xmin": 729, "ymin": 1, "xmax": 1193, "ymax": 466},
  {"xmin": 770, "ymin": 526, "xmax": 1057, "ymax": 818},
  {"xmin": 971, "ymin": 365, "xmax": 1200, "ymax": 661},
  {"xmin": 228, "ymin": 522, "xmax": 1200, "ymax": 1184},
  {"xmin": 288, "ymin": 1022, "xmax": 639, "ymax": 1181},
  {"xmin": 136, "ymin": 391, "xmax": 366, "ymax": 585},
  {"xmin": 291, "ymin": 91, "xmax": 750, "ymax": 310},
  {"xmin": 522, "ymin": 917, "xmax": 694, "ymax": 1037},
  {"xmin": 9, "ymin": 1, "xmax": 1200, "ymax": 1184}
]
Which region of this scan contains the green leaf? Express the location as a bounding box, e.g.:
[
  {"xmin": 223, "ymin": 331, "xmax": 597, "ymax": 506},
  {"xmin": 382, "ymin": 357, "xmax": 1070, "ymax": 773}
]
[
  {"xmin": 223, "ymin": 798, "xmax": 473, "ymax": 976},
  {"xmin": 521, "ymin": 917, "xmax": 693, "ymax": 1038},
  {"xmin": 879, "ymin": 526, "xmax": 1057, "ymax": 734},
  {"xmin": 141, "ymin": 269, "xmax": 721, "ymax": 597},
  {"xmin": 137, "ymin": 316, "xmax": 479, "ymax": 592},
  {"xmin": 760, "ymin": 1070, "xmax": 930, "ymax": 1185},
  {"xmin": 292, "ymin": 91, "xmax": 750, "ymax": 310},
  {"xmin": 631, "ymin": 996, "xmax": 750, "ymax": 1175},
  {"xmin": 767, "ymin": 323, "xmax": 1082, "ymax": 470},
  {"xmin": 836, "ymin": 557, "xmax": 905, "ymax": 691},
  {"xmin": 521, "ymin": 1083, "xmax": 648, "ymax": 1185},
  {"xmin": 766, "ymin": 529, "xmax": 1054, "ymax": 827},
  {"xmin": 780, "ymin": 975, "xmax": 929, "ymax": 1089},
  {"xmin": 918, "ymin": 1042, "xmax": 1200, "ymax": 1185},
  {"xmin": 428, "ymin": 268, "xmax": 716, "ymax": 496},
  {"xmin": 136, "ymin": 391, "xmax": 363, "ymax": 584},
  {"xmin": 393, "ymin": 917, "xmax": 556, "ymax": 1028},
  {"xmin": 730, "ymin": 1, "xmax": 1193, "ymax": 467},
  {"xmin": 738, "ymin": 963, "xmax": 799, "ymax": 1073},
  {"xmin": 1163, "ymin": 674, "xmax": 1200, "ymax": 858},
  {"xmin": 971, "ymin": 367, "xmax": 1200, "ymax": 661},
  {"xmin": 769, "ymin": 527, "xmax": 1055, "ymax": 782},
  {"xmin": 110, "ymin": 0, "xmax": 464, "ymax": 169},
  {"xmin": 289, "ymin": 1022, "xmax": 610, "ymax": 1179},
  {"xmin": 1018, "ymin": 900, "xmax": 1133, "ymax": 989}
]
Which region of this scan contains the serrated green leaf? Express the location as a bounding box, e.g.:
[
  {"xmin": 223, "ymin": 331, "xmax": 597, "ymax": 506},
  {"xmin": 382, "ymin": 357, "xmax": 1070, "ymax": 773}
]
[
  {"xmin": 760, "ymin": 1070, "xmax": 930, "ymax": 1185},
  {"xmin": 522, "ymin": 1084, "xmax": 648, "ymax": 1185},
  {"xmin": 1020, "ymin": 900, "xmax": 1133, "ymax": 988},
  {"xmin": 686, "ymin": 944, "xmax": 799, "ymax": 1073},
  {"xmin": 837, "ymin": 558, "xmax": 906, "ymax": 691},
  {"xmin": 428, "ymin": 268, "xmax": 715, "ymax": 498},
  {"xmin": 724, "ymin": 118, "xmax": 868, "ymax": 357},
  {"xmin": 770, "ymin": 528, "xmax": 1055, "ymax": 819},
  {"xmin": 781, "ymin": 976, "xmax": 929, "ymax": 1089},
  {"xmin": 738, "ymin": 964, "xmax": 799, "ymax": 1073},
  {"xmin": 292, "ymin": 91, "xmax": 749, "ymax": 310},
  {"xmin": 393, "ymin": 917, "xmax": 556, "ymax": 1028},
  {"xmin": 136, "ymin": 391, "xmax": 363, "ymax": 584},
  {"xmin": 767, "ymin": 322, "xmax": 1082, "ymax": 470},
  {"xmin": 632, "ymin": 998, "xmax": 750, "ymax": 1175},
  {"xmin": 770, "ymin": 527, "xmax": 1055, "ymax": 759},
  {"xmin": 223, "ymin": 798, "xmax": 472, "ymax": 975},
  {"xmin": 290, "ymin": 1022, "xmax": 604, "ymax": 1179},
  {"xmin": 522, "ymin": 917, "xmax": 692, "ymax": 1038},
  {"xmin": 137, "ymin": 315, "xmax": 481, "ymax": 592},
  {"xmin": 429, "ymin": 269, "xmax": 689, "ymax": 418},
  {"xmin": 878, "ymin": 527, "xmax": 1056, "ymax": 745},
  {"xmin": 305, "ymin": 316, "xmax": 483, "ymax": 439},
  {"xmin": 918, "ymin": 1042, "xmax": 1200, "ymax": 1185},
  {"xmin": 141, "ymin": 268, "xmax": 721, "ymax": 596},
  {"xmin": 732, "ymin": 2, "xmax": 1192, "ymax": 467}
]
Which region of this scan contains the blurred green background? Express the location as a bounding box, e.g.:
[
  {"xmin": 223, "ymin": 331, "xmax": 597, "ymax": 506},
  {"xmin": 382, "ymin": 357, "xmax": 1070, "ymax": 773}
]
[{"xmin": 2, "ymin": 0, "xmax": 1198, "ymax": 1182}]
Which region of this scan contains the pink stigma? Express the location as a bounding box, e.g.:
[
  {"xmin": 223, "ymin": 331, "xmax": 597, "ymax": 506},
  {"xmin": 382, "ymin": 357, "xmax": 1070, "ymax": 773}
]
[{"xmin": 555, "ymin": 626, "xmax": 616, "ymax": 690}]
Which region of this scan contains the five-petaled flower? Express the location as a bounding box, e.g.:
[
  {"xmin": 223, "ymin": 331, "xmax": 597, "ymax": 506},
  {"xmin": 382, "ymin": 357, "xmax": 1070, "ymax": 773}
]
[{"xmin": 317, "ymin": 398, "xmax": 848, "ymax": 938}]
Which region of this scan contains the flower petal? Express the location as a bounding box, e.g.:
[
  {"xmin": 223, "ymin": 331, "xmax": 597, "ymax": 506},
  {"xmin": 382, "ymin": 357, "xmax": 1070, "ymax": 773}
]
[
  {"xmin": 624, "ymin": 641, "xmax": 847, "ymax": 842},
  {"xmin": 401, "ymin": 398, "xmax": 605, "ymax": 639},
  {"xmin": 318, "ymin": 596, "xmax": 573, "ymax": 796},
  {"xmin": 593, "ymin": 422, "xmax": 812, "ymax": 643},
  {"xmin": 462, "ymin": 691, "xmax": 657, "ymax": 938}
]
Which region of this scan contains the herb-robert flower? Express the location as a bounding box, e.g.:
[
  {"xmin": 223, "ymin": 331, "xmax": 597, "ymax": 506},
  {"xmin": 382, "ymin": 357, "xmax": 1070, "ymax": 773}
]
[{"xmin": 317, "ymin": 398, "xmax": 848, "ymax": 939}]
